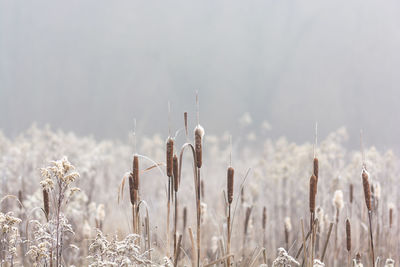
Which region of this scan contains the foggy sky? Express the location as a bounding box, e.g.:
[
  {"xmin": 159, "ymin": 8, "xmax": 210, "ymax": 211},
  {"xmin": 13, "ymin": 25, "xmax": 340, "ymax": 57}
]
[{"xmin": 1, "ymin": 0, "xmax": 400, "ymax": 150}]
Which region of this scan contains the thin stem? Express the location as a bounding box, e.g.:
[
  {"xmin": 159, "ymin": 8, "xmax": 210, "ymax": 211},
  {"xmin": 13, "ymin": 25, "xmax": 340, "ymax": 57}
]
[
  {"xmin": 227, "ymin": 204, "xmax": 232, "ymax": 267},
  {"xmin": 368, "ymin": 211, "xmax": 375, "ymax": 267}
]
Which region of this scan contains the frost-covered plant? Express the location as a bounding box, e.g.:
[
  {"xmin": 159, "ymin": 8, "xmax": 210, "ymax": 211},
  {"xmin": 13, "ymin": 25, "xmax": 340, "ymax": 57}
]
[
  {"xmin": 87, "ymin": 229, "xmax": 151, "ymax": 266},
  {"xmin": 384, "ymin": 258, "xmax": 395, "ymax": 267},
  {"xmin": 26, "ymin": 216, "xmax": 74, "ymax": 266},
  {"xmin": 0, "ymin": 212, "xmax": 22, "ymax": 265},
  {"xmin": 33, "ymin": 157, "xmax": 80, "ymax": 266},
  {"xmin": 272, "ymin": 248, "xmax": 299, "ymax": 267},
  {"xmin": 313, "ymin": 259, "xmax": 325, "ymax": 266}
]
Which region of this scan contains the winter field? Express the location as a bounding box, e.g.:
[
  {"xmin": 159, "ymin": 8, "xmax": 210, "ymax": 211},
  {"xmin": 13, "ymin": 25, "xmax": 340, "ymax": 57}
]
[{"xmin": 0, "ymin": 102, "xmax": 398, "ymax": 267}]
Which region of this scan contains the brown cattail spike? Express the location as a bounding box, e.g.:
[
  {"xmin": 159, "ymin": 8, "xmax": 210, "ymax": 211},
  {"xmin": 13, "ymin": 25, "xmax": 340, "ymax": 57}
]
[
  {"xmin": 244, "ymin": 207, "xmax": 252, "ymax": 235},
  {"xmin": 262, "ymin": 207, "xmax": 267, "ymax": 230},
  {"xmin": 43, "ymin": 189, "xmax": 50, "ymax": 219},
  {"xmin": 194, "ymin": 126, "xmax": 204, "ymax": 168},
  {"xmin": 349, "ymin": 184, "xmax": 354, "ymax": 204},
  {"xmin": 309, "ymin": 174, "xmax": 317, "ymax": 213},
  {"xmin": 313, "ymin": 157, "xmax": 319, "ymax": 182},
  {"xmin": 173, "ymin": 154, "xmax": 179, "ymax": 192},
  {"xmin": 133, "ymin": 155, "xmax": 139, "ymax": 191},
  {"xmin": 128, "ymin": 174, "xmax": 135, "ymax": 205},
  {"xmin": 166, "ymin": 138, "xmax": 174, "ymax": 177},
  {"xmin": 346, "ymin": 219, "xmax": 351, "ymax": 252},
  {"xmin": 362, "ymin": 170, "xmax": 371, "ymax": 211},
  {"xmin": 183, "ymin": 207, "xmax": 187, "ymax": 230},
  {"xmin": 389, "ymin": 208, "xmax": 393, "ymax": 228},
  {"xmin": 227, "ymin": 167, "xmax": 234, "ymax": 204},
  {"xmin": 184, "ymin": 112, "xmax": 188, "ymax": 137}
]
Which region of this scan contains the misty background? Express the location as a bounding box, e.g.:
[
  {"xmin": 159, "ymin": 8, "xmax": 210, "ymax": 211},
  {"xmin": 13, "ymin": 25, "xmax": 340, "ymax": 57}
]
[{"xmin": 1, "ymin": 0, "xmax": 400, "ymax": 150}]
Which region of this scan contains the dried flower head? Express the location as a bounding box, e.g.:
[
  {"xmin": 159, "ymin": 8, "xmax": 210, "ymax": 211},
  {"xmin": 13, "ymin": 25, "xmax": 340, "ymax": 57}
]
[{"xmin": 333, "ymin": 190, "xmax": 344, "ymax": 210}]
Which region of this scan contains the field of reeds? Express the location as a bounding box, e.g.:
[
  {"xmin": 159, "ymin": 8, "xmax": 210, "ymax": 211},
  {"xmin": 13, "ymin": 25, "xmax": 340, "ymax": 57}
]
[{"xmin": 0, "ymin": 98, "xmax": 398, "ymax": 267}]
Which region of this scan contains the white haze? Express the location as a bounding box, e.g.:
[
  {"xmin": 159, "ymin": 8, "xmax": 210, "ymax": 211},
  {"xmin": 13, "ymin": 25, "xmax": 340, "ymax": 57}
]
[{"xmin": 1, "ymin": 0, "xmax": 400, "ymax": 150}]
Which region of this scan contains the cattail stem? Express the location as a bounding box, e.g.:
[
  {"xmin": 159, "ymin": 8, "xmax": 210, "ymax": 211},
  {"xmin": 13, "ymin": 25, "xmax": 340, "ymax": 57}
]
[
  {"xmin": 368, "ymin": 211, "xmax": 375, "ymax": 267},
  {"xmin": 227, "ymin": 205, "xmax": 232, "ymax": 267},
  {"xmin": 321, "ymin": 222, "xmax": 334, "ymax": 262}
]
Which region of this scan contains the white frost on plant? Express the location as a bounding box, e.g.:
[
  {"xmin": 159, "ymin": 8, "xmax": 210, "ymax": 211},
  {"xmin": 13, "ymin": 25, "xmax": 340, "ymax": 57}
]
[{"xmin": 272, "ymin": 247, "xmax": 299, "ymax": 267}]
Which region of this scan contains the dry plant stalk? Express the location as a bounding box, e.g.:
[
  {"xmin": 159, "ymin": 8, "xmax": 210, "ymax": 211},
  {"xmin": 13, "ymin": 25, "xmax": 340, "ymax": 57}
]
[
  {"xmin": 226, "ymin": 166, "xmax": 234, "ymax": 267},
  {"xmin": 362, "ymin": 169, "xmax": 375, "ymax": 266},
  {"xmin": 131, "ymin": 155, "xmax": 140, "ymax": 235},
  {"xmin": 321, "ymin": 222, "xmax": 334, "ymax": 262},
  {"xmin": 243, "ymin": 206, "xmax": 252, "ymax": 257},
  {"xmin": 346, "ymin": 219, "xmax": 351, "ymax": 267},
  {"xmin": 173, "ymin": 154, "xmax": 179, "ymax": 257}
]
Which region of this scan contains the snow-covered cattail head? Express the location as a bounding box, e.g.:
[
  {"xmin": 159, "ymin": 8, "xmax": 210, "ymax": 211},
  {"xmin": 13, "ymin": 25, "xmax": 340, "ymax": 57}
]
[
  {"xmin": 284, "ymin": 217, "xmax": 292, "ymax": 232},
  {"xmin": 384, "ymin": 259, "xmax": 395, "ymax": 267},
  {"xmin": 313, "ymin": 259, "xmax": 325, "ymax": 267},
  {"xmin": 332, "ymin": 190, "xmax": 344, "ymax": 210},
  {"xmin": 194, "ymin": 125, "xmax": 204, "ymax": 168}
]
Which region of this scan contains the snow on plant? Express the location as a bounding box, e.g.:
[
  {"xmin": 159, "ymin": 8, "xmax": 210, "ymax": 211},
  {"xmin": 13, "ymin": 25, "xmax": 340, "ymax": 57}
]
[
  {"xmin": 87, "ymin": 229, "xmax": 152, "ymax": 266},
  {"xmin": 0, "ymin": 212, "xmax": 22, "ymax": 265},
  {"xmin": 26, "ymin": 157, "xmax": 80, "ymax": 266}
]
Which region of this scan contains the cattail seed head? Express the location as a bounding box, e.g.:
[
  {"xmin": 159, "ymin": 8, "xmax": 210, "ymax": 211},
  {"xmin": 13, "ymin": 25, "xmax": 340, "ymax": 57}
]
[
  {"xmin": 333, "ymin": 190, "xmax": 344, "ymax": 210},
  {"xmin": 128, "ymin": 174, "xmax": 135, "ymax": 205},
  {"xmin": 244, "ymin": 207, "xmax": 252, "ymax": 235},
  {"xmin": 349, "ymin": 184, "xmax": 354, "ymax": 204},
  {"xmin": 184, "ymin": 112, "xmax": 188, "ymax": 136},
  {"xmin": 18, "ymin": 190, "xmax": 23, "ymax": 204},
  {"xmin": 362, "ymin": 170, "xmax": 371, "ymax": 211},
  {"xmin": 183, "ymin": 206, "xmax": 187, "ymax": 229},
  {"xmin": 173, "ymin": 154, "xmax": 179, "ymax": 192},
  {"xmin": 166, "ymin": 138, "xmax": 174, "ymax": 177},
  {"xmin": 388, "ymin": 203, "xmax": 395, "ymax": 228},
  {"xmin": 346, "ymin": 218, "xmax": 351, "ymax": 252},
  {"xmin": 133, "ymin": 155, "xmax": 139, "ymax": 191},
  {"xmin": 227, "ymin": 167, "xmax": 234, "ymax": 204},
  {"xmin": 262, "ymin": 206, "xmax": 267, "ymax": 230},
  {"xmin": 43, "ymin": 189, "xmax": 50, "ymax": 219},
  {"xmin": 194, "ymin": 125, "xmax": 204, "ymax": 168},
  {"xmin": 309, "ymin": 174, "xmax": 317, "ymax": 213},
  {"xmin": 313, "ymin": 157, "xmax": 319, "ymax": 182}
]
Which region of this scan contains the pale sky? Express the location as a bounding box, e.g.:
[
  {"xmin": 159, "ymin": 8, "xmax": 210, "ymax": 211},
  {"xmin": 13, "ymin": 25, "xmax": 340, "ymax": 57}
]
[{"xmin": 1, "ymin": 0, "xmax": 400, "ymax": 150}]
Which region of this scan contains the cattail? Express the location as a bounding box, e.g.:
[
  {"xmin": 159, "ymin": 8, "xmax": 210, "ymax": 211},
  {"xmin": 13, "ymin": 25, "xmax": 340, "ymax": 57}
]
[
  {"xmin": 183, "ymin": 207, "xmax": 187, "ymax": 230},
  {"xmin": 184, "ymin": 112, "xmax": 188, "ymax": 136},
  {"xmin": 244, "ymin": 207, "xmax": 252, "ymax": 235},
  {"xmin": 388, "ymin": 203, "xmax": 394, "ymax": 228},
  {"xmin": 284, "ymin": 216, "xmax": 292, "ymax": 248},
  {"xmin": 18, "ymin": 190, "xmax": 23, "ymax": 204},
  {"xmin": 309, "ymin": 175, "xmax": 317, "ymax": 213},
  {"xmin": 173, "ymin": 154, "xmax": 179, "ymax": 192},
  {"xmin": 349, "ymin": 184, "xmax": 353, "ymax": 204},
  {"xmin": 128, "ymin": 174, "xmax": 135, "ymax": 205},
  {"xmin": 227, "ymin": 167, "xmax": 234, "ymax": 204},
  {"xmin": 262, "ymin": 206, "xmax": 267, "ymax": 230},
  {"xmin": 166, "ymin": 138, "xmax": 174, "ymax": 177},
  {"xmin": 333, "ymin": 190, "xmax": 344, "ymax": 211},
  {"xmin": 313, "ymin": 157, "xmax": 319, "ymax": 182},
  {"xmin": 346, "ymin": 219, "xmax": 351, "ymax": 252},
  {"xmin": 133, "ymin": 155, "xmax": 139, "ymax": 191},
  {"xmin": 194, "ymin": 125, "xmax": 204, "ymax": 168},
  {"xmin": 43, "ymin": 189, "xmax": 50, "ymax": 219},
  {"xmin": 362, "ymin": 170, "xmax": 371, "ymax": 211}
]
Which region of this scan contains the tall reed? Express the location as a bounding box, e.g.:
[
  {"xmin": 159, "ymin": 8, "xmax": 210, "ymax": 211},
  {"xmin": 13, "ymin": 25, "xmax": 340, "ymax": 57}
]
[
  {"xmin": 226, "ymin": 166, "xmax": 234, "ymax": 266},
  {"xmin": 362, "ymin": 169, "xmax": 374, "ymax": 266}
]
